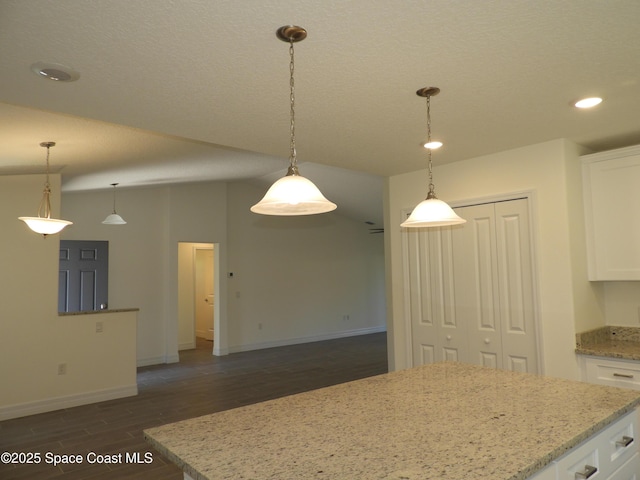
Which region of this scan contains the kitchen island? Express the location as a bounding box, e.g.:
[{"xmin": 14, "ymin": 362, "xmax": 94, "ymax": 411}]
[{"xmin": 144, "ymin": 362, "xmax": 640, "ymax": 479}]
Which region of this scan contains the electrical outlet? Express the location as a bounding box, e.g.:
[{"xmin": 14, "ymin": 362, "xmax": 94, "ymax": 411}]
[
  {"xmin": 258, "ymin": 322, "xmax": 263, "ymax": 330},
  {"xmin": 96, "ymin": 321, "xmax": 103, "ymax": 333},
  {"xmin": 58, "ymin": 363, "xmax": 67, "ymax": 375},
  {"xmin": 343, "ymin": 314, "xmax": 350, "ymax": 321}
]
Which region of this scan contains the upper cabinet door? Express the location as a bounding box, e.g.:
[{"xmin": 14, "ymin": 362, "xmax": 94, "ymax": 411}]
[{"xmin": 582, "ymin": 145, "xmax": 640, "ymax": 281}]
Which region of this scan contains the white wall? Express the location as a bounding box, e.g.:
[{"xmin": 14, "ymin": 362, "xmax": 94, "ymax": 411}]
[
  {"xmin": 602, "ymin": 283, "xmax": 640, "ymax": 326},
  {"xmin": 62, "ymin": 182, "xmax": 229, "ymax": 365},
  {"xmin": 0, "ymin": 175, "xmax": 137, "ymax": 420},
  {"xmin": 225, "ymin": 181, "xmax": 386, "ymax": 351},
  {"xmin": 385, "ymin": 139, "xmax": 603, "ymax": 380},
  {"xmin": 62, "ymin": 180, "xmax": 386, "ymax": 363}
]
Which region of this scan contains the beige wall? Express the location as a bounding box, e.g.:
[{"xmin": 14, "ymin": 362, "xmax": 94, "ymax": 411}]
[
  {"xmin": 62, "ymin": 182, "xmax": 229, "ymax": 365},
  {"xmin": 385, "ymin": 139, "xmax": 604, "ymax": 380},
  {"xmin": 225, "ymin": 181, "xmax": 386, "ymax": 351},
  {"xmin": 62, "ymin": 180, "xmax": 385, "ymax": 359},
  {"xmin": 0, "ymin": 175, "xmax": 137, "ymax": 420},
  {"xmin": 2, "ymin": 177, "xmax": 385, "ymax": 418}
]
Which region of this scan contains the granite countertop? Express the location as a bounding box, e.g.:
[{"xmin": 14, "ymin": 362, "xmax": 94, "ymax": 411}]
[
  {"xmin": 575, "ymin": 326, "xmax": 640, "ymax": 360},
  {"xmin": 58, "ymin": 308, "xmax": 139, "ymax": 316},
  {"xmin": 144, "ymin": 362, "xmax": 640, "ymax": 480}
]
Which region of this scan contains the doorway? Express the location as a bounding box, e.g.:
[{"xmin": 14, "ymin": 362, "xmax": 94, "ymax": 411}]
[{"xmin": 177, "ymin": 242, "xmax": 220, "ymax": 355}]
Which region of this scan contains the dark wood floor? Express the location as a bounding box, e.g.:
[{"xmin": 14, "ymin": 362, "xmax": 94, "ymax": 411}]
[{"xmin": 0, "ymin": 333, "xmax": 388, "ymax": 479}]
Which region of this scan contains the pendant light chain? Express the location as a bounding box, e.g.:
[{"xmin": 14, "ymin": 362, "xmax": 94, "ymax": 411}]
[
  {"xmin": 112, "ymin": 184, "xmax": 118, "ymax": 213},
  {"xmin": 288, "ymin": 40, "xmax": 298, "ymax": 172},
  {"xmin": 249, "ymin": 25, "xmax": 336, "ymax": 216},
  {"xmin": 39, "ymin": 143, "xmax": 53, "ymax": 219},
  {"xmin": 426, "ymin": 95, "xmax": 436, "ymax": 199}
]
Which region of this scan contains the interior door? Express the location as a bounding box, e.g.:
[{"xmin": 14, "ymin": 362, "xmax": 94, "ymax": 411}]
[
  {"xmin": 403, "ymin": 197, "xmax": 539, "ymax": 373},
  {"xmin": 453, "ymin": 203, "xmax": 503, "ymax": 369},
  {"xmin": 195, "ymin": 248, "xmax": 214, "ymax": 341},
  {"xmin": 59, "ymin": 240, "xmax": 109, "ymax": 312},
  {"xmin": 404, "ymin": 222, "xmax": 466, "ymax": 365},
  {"xmin": 494, "ymin": 199, "xmax": 537, "ymax": 373}
]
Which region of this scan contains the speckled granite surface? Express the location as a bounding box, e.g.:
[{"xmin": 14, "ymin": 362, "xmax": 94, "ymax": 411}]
[
  {"xmin": 144, "ymin": 362, "xmax": 640, "ymax": 480},
  {"xmin": 58, "ymin": 308, "xmax": 139, "ymax": 316},
  {"xmin": 576, "ymin": 326, "xmax": 640, "ymax": 360}
]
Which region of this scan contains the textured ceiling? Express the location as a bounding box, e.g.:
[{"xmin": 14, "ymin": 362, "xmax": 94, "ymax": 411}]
[{"xmin": 1, "ymin": 0, "xmax": 640, "ymax": 225}]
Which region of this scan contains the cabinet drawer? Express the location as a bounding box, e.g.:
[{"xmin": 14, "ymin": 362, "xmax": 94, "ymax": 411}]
[
  {"xmin": 583, "ymin": 357, "xmax": 640, "ymax": 391},
  {"xmin": 554, "ymin": 410, "xmax": 638, "ymax": 479},
  {"xmin": 607, "ymin": 451, "xmax": 639, "ymax": 480}
]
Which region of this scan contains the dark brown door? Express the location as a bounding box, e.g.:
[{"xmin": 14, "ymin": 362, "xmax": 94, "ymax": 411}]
[{"xmin": 59, "ymin": 240, "xmax": 109, "ymax": 313}]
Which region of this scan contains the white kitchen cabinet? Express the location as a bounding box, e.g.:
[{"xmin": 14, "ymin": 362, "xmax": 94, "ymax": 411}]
[
  {"xmin": 582, "ymin": 145, "xmax": 640, "ymax": 280},
  {"xmin": 608, "ymin": 452, "xmax": 639, "ymax": 480},
  {"xmin": 537, "ymin": 409, "xmax": 639, "ymax": 480},
  {"xmin": 579, "ymin": 355, "xmax": 640, "ymax": 391}
]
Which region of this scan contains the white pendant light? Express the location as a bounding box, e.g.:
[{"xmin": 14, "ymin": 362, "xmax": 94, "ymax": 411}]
[
  {"xmin": 251, "ymin": 26, "xmax": 337, "ymax": 216},
  {"xmin": 102, "ymin": 183, "xmax": 127, "ymax": 224},
  {"xmin": 401, "ymin": 87, "xmax": 466, "ymax": 228},
  {"xmin": 18, "ymin": 141, "xmax": 73, "ymax": 237}
]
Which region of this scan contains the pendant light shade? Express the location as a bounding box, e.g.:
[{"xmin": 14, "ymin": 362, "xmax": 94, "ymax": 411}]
[
  {"xmin": 401, "ymin": 87, "xmax": 466, "ymax": 228},
  {"xmin": 102, "ymin": 183, "xmax": 127, "ymax": 224},
  {"xmin": 251, "ymin": 166, "xmax": 336, "ymax": 215},
  {"xmin": 18, "ymin": 142, "xmax": 73, "ymax": 237},
  {"xmin": 251, "ymin": 26, "xmax": 336, "ymax": 216}
]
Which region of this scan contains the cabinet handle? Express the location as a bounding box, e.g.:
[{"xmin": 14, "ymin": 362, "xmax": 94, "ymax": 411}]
[
  {"xmin": 613, "ymin": 372, "xmax": 634, "ymax": 379},
  {"xmin": 575, "ymin": 465, "xmax": 597, "ymax": 479},
  {"xmin": 616, "ymin": 435, "xmax": 634, "ymax": 447}
]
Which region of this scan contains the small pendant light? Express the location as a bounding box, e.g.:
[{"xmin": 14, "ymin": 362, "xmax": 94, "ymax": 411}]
[
  {"xmin": 401, "ymin": 87, "xmax": 466, "ymax": 228},
  {"xmin": 102, "ymin": 183, "xmax": 127, "ymax": 225},
  {"xmin": 18, "ymin": 141, "xmax": 73, "ymax": 237},
  {"xmin": 251, "ymin": 26, "xmax": 337, "ymax": 216}
]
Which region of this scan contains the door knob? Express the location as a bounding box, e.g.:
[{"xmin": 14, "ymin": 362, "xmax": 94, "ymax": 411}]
[
  {"xmin": 484, "ymin": 338, "xmax": 490, "ymax": 344},
  {"xmin": 446, "ymin": 335, "xmax": 452, "ymax": 341}
]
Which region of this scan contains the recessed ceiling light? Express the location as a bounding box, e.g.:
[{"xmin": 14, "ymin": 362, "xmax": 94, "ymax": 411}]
[
  {"xmin": 423, "ymin": 141, "xmax": 443, "ymax": 150},
  {"xmin": 574, "ymin": 97, "xmax": 602, "ymax": 109},
  {"xmin": 30, "ymin": 62, "xmax": 80, "ymax": 82}
]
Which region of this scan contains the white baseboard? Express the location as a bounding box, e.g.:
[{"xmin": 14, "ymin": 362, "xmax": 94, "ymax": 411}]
[
  {"xmin": 0, "ymin": 384, "xmax": 138, "ymax": 421},
  {"xmin": 179, "ymin": 341, "xmax": 196, "ymax": 351},
  {"xmin": 137, "ymin": 353, "xmax": 180, "ymax": 367},
  {"xmin": 227, "ymin": 326, "xmax": 387, "ymax": 354}
]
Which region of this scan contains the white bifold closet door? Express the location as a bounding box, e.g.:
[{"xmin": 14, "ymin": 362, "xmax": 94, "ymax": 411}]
[{"xmin": 403, "ymin": 197, "xmax": 538, "ymax": 373}]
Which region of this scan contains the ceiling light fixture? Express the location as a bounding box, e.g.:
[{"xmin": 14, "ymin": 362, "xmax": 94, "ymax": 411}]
[
  {"xmin": 30, "ymin": 62, "xmax": 80, "ymax": 82},
  {"xmin": 401, "ymin": 87, "xmax": 466, "ymax": 228},
  {"xmin": 102, "ymin": 183, "xmax": 127, "ymax": 225},
  {"xmin": 574, "ymin": 97, "xmax": 603, "ymax": 109},
  {"xmin": 18, "ymin": 142, "xmax": 73, "ymax": 237},
  {"xmin": 250, "ymin": 25, "xmax": 337, "ymax": 216}
]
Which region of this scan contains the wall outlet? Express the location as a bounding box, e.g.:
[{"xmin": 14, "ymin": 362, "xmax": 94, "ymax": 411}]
[
  {"xmin": 258, "ymin": 322, "xmax": 263, "ymax": 330},
  {"xmin": 343, "ymin": 314, "xmax": 350, "ymax": 321},
  {"xmin": 96, "ymin": 321, "xmax": 103, "ymax": 333},
  {"xmin": 57, "ymin": 363, "xmax": 67, "ymax": 375}
]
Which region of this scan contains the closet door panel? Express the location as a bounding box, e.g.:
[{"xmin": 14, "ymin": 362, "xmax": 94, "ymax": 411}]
[
  {"xmin": 495, "ymin": 199, "xmax": 538, "ymax": 374},
  {"xmin": 404, "ymin": 225, "xmax": 464, "ymax": 366},
  {"xmin": 453, "ymin": 204, "xmax": 502, "ymax": 368}
]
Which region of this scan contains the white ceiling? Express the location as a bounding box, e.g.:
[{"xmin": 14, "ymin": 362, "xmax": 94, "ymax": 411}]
[{"xmin": 2, "ymin": 1, "xmax": 640, "ymax": 226}]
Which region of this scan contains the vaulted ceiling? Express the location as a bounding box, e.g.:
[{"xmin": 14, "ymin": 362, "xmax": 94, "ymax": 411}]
[{"xmin": 1, "ymin": 1, "xmax": 639, "ymax": 225}]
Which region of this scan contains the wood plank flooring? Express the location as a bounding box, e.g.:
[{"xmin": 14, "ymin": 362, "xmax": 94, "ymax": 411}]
[{"xmin": 0, "ymin": 333, "xmax": 388, "ymax": 479}]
